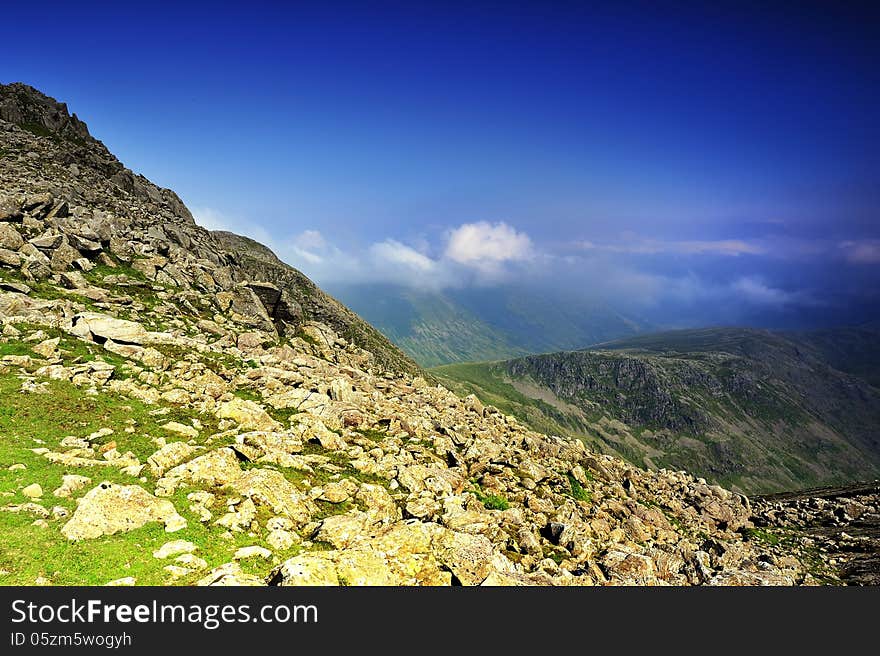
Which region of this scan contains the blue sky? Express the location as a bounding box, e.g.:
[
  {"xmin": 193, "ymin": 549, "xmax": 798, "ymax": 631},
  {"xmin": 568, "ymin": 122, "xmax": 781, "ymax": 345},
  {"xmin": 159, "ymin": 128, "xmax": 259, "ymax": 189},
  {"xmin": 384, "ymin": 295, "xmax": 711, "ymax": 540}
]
[{"xmin": 3, "ymin": 1, "xmax": 879, "ymax": 327}]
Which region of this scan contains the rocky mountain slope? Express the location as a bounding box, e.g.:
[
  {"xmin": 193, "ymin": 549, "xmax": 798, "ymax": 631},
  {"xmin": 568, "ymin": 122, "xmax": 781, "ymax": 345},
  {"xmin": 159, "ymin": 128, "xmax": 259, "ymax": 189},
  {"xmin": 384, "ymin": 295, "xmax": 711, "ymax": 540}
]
[
  {"xmin": 433, "ymin": 328, "xmax": 880, "ymax": 494},
  {"xmin": 0, "ymin": 82, "xmax": 852, "ymax": 585},
  {"xmin": 753, "ymin": 482, "xmax": 880, "ymax": 586}
]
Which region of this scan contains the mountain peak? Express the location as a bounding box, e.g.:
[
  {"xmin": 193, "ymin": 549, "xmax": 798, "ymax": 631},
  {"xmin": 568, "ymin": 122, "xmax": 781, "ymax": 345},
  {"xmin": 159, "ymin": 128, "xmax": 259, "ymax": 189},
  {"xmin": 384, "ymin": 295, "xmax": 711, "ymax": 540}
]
[{"xmin": 0, "ymin": 82, "xmax": 94, "ymax": 145}]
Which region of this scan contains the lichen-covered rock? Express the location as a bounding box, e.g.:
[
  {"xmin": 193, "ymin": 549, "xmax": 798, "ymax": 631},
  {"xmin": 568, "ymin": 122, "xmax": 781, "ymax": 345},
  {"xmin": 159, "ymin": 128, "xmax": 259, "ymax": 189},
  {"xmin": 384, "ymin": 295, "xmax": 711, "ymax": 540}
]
[
  {"xmin": 61, "ymin": 482, "xmax": 187, "ymax": 540},
  {"xmin": 227, "ymin": 468, "xmax": 316, "ymax": 524},
  {"xmin": 216, "ymin": 397, "xmax": 281, "ymax": 432}
]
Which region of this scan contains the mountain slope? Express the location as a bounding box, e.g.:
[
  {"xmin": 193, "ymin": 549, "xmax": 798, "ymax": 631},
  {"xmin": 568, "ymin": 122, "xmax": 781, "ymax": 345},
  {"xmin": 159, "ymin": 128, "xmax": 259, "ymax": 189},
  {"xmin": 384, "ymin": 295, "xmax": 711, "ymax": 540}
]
[
  {"xmin": 785, "ymin": 324, "xmax": 880, "ymax": 389},
  {"xmin": 434, "ymin": 328, "xmax": 880, "ymax": 493},
  {"xmin": 327, "ymin": 283, "xmax": 531, "ymax": 366},
  {"xmin": 329, "ymin": 282, "xmax": 646, "ymax": 366},
  {"xmin": 0, "ymin": 82, "xmax": 837, "ymax": 586},
  {"xmin": 0, "ymin": 82, "xmax": 419, "ymax": 378}
]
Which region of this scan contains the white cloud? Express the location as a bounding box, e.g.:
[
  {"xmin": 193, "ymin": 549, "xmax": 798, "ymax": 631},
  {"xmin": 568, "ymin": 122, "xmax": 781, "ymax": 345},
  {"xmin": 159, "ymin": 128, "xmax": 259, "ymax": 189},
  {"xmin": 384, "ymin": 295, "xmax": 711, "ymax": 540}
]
[
  {"xmin": 370, "ymin": 240, "xmax": 436, "ymax": 272},
  {"xmin": 189, "ymin": 209, "xmax": 832, "ymax": 318},
  {"xmin": 839, "ymin": 239, "xmax": 880, "ymax": 264},
  {"xmin": 445, "ymin": 221, "xmax": 533, "ymax": 266},
  {"xmin": 295, "ymin": 229, "xmax": 327, "ymax": 251},
  {"xmin": 731, "ymin": 276, "xmax": 803, "ymax": 306},
  {"xmin": 289, "ymin": 230, "xmax": 330, "ymax": 264}
]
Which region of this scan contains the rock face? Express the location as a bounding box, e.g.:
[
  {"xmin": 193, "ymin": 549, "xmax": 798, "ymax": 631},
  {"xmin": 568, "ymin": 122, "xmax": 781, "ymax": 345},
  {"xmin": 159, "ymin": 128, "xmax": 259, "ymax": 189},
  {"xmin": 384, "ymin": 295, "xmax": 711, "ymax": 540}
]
[
  {"xmin": 61, "ymin": 483, "xmax": 187, "ymax": 540},
  {"xmin": 0, "ymin": 82, "xmax": 858, "ymax": 586}
]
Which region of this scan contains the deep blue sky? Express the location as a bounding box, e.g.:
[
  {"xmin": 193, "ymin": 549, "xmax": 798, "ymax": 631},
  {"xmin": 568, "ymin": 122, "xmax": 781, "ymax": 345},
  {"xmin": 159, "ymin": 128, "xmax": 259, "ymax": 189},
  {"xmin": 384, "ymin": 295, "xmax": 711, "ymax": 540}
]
[{"xmin": 3, "ymin": 1, "xmax": 879, "ymax": 327}]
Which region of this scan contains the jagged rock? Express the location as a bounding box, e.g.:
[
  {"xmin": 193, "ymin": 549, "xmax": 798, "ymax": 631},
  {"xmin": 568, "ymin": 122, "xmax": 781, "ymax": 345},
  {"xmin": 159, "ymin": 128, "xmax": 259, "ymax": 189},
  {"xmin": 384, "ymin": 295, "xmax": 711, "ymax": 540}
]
[
  {"xmin": 157, "ymin": 448, "xmax": 242, "ymax": 495},
  {"xmin": 29, "ymin": 232, "xmax": 63, "ymax": 249},
  {"xmin": 147, "ymin": 441, "xmax": 200, "ymax": 477},
  {"xmin": 61, "ymin": 482, "xmax": 187, "ymax": 540},
  {"xmin": 31, "ymin": 337, "xmax": 60, "ymax": 358},
  {"xmin": 432, "ymin": 529, "xmax": 498, "ymax": 586},
  {"xmin": 293, "ymin": 413, "xmax": 346, "ymax": 450},
  {"xmin": 0, "ymin": 196, "xmax": 22, "ymax": 222},
  {"xmin": 266, "ymin": 529, "xmax": 298, "ymax": 550},
  {"xmin": 316, "ymin": 512, "xmax": 373, "ymax": 549},
  {"xmin": 357, "ymin": 483, "xmax": 400, "ymax": 524},
  {"xmin": 215, "ymin": 497, "xmax": 257, "ymax": 531},
  {"xmin": 321, "ymin": 479, "xmax": 357, "ymax": 503},
  {"xmin": 0, "ymin": 223, "xmax": 23, "ymax": 250},
  {"xmin": 269, "ymin": 552, "xmax": 340, "ymax": 586},
  {"xmin": 0, "ymin": 247, "xmax": 21, "ymax": 266}
]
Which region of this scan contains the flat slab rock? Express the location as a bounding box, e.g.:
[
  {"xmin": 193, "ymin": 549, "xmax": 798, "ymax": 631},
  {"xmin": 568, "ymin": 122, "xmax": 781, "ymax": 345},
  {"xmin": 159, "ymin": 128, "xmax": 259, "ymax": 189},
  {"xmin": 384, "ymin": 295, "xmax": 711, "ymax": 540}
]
[
  {"xmin": 69, "ymin": 312, "xmax": 148, "ymax": 345},
  {"xmin": 61, "ymin": 482, "xmax": 187, "ymax": 541}
]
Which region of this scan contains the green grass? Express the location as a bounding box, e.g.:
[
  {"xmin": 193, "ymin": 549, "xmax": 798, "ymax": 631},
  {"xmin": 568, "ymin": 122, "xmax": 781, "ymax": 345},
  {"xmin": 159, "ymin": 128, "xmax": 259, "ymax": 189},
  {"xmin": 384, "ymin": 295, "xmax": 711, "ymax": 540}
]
[
  {"xmin": 355, "ymin": 428, "xmax": 388, "ymax": 443},
  {"xmin": 741, "ymin": 527, "xmax": 781, "ymax": 546},
  {"xmin": 567, "ymin": 473, "xmax": 592, "ymax": 503},
  {"xmin": 0, "ymin": 372, "xmax": 289, "ymax": 585},
  {"xmin": 469, "ymin": 482, "xmax": 510, "ymax": 511}
]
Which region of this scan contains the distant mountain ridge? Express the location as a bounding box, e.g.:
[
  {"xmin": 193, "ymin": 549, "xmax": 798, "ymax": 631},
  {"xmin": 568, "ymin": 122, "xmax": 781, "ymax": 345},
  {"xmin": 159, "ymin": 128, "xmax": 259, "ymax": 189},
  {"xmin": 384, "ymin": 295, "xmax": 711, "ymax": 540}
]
[
  {"xmin": 329, "ymin": 282, "xmax": 647, "ymax": 367},
  {"xmin": 433, "ymin": 327, "xmax": 880, "ymax": 493}
]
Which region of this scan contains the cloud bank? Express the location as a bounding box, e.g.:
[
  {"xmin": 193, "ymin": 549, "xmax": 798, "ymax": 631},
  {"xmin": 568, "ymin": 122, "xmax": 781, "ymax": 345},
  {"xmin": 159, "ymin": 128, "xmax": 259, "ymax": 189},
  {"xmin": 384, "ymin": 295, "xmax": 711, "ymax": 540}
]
[{"xmin": 191, "ymin": 208, "xmax": 879, "ymax": 327}]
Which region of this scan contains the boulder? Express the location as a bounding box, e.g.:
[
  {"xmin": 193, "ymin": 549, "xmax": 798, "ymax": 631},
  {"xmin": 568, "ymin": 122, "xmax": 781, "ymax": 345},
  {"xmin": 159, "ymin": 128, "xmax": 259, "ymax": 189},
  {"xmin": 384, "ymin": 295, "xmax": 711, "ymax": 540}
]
[
  {"xmin": 53, "ymin": 474, "xmax": 91, "ymax": 498},
  {"xmin": 70, "ymin": 312, "xmax": 148, "ymax": 345},
  {"xmin": 147, "ymin": 442, "xmax": 200, "ymax": 477},
  {"xmin": 156, "ymin": 448, "xmax": 242, "ymax": 495},
  {"xmin": 269, "ymin": 553, "xmax": 339, "ymax": 586},
  {"xmin": 22, "ymin": 483, "xmax": 43, "ymax": 498},
  {"xmin": 227, "ymin": 468, "xmax": 315, "ymax": 524},
  {"xmin": 153, "ymin": 540, "xmax": 198, "ymax": 559},
  {"xmin": 216, "ymin": 397, "xmax": 281, "ymax": 432},
  {"xmin": 61, "ymin": 482, "xmax": 187, "ymax": 541},
  {"xmin": 0, "ymin": 223, "xmax": 23, "ymax": 250}
]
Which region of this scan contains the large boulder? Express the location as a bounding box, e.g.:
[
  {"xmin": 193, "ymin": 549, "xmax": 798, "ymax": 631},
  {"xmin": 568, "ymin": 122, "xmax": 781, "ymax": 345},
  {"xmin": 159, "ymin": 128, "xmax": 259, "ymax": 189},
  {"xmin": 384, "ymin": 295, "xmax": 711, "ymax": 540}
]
[
  {"xmin": 156, "ymin": 448, "xmax": 242, "ymax": 495},
  {"xmin": 61, "ymin": 482, "xmax": 186, "ymax": 541},
  {"xmin": 70, "ymin": 312, "xmax": 148, "ymax": 345}
]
